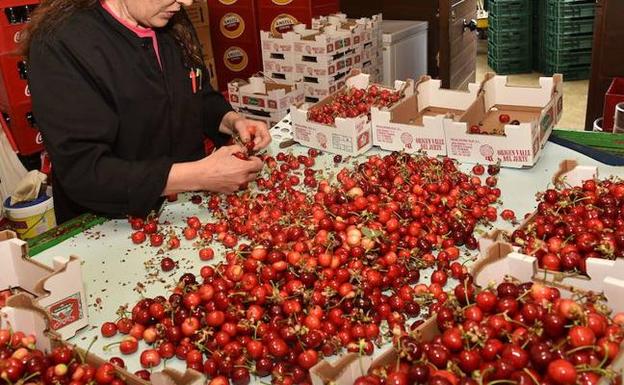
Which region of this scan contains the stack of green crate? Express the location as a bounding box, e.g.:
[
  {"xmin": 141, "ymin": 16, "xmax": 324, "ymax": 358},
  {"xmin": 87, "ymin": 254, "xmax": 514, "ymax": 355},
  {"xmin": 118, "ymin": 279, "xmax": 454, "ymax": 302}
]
[
  {"xmin": 488, "ymin": 0, "xmax": 533, "ymax": 74},
  {"xmin": 536, "ymin": 0, "xmax": 595, "ymax": 80}
]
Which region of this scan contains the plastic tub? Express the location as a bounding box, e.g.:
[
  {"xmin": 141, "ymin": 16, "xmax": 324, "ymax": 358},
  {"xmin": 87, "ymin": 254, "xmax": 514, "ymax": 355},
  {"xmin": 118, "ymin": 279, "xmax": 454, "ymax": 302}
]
[{"xmin": 3, "ymin": 192, "xmax": 55, "ymax": 239}]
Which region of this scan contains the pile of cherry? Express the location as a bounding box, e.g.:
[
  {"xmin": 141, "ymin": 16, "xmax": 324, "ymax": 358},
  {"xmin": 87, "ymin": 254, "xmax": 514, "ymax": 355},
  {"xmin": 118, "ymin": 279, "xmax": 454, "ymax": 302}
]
[
  {"xmin": 307, "ymin": 85, "xmax": 402, "ymax": 125},
  {"xmin": 356, "ymin": 279, "xmax": 624, "ymax": 385},
  {"xmin": 0, "ymin": 328, "xmax": 138, "ymax": 385},
  {"xmin": 111, "ymin": 152, "xmax": 508, "ymax": 385},
  {"xmin": 512, "ymin": 177, "xmax": 624, "ymax": 273}
]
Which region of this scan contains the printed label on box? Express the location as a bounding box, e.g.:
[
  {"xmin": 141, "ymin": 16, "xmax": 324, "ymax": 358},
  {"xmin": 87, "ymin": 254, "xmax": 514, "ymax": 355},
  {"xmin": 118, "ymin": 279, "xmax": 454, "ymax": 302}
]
[
  {"xmin": 47, "ymin": 292, "xmax": 84, "ymax": 330},
  {"xmin": 220, "ymin": 13, "xmax": 246, "ymax": 39},
  {"xmin": 223, "ymin": 47, "xmax": 249, "ymax": 72},
  {"xmin": 271, "ymin": 14, "xmax": 299, "ymax": 35}
]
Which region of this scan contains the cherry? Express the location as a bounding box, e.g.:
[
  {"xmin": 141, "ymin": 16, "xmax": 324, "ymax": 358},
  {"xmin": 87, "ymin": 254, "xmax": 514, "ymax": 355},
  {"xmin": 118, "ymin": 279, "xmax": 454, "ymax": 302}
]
[
  {"xmin": 131, "ymin": 231, "xmax": 146, "ymax": 244},
  {"xmin": 100, "ymin": 322, "xmax": 118, "ymax": 338},
  {"xmin": 140, "ymin": 349, "xmax": 161, "ymax": 368},
  {"xmin": 160, "ymin": 257, "xmax": 176, "ymax": 272},
  {"xmin": 547, "ymin": 359, "xmax": 577, "ymax": 385},
  {"xmin": 499, "ymin": 114, "xmax": 511, "ymax": 124},
  {"xmin": 199, "ymin": 247, "xmax": 215, "ymax": 261}
]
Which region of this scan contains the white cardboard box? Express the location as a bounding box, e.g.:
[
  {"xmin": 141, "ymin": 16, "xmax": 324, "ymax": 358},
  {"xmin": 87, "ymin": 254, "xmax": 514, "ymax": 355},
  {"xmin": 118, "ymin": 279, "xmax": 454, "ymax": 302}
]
[
  {"xmin": 291, "ymin": 71, "xmax": 412, "ymax": 156},
  {"xmin": 371, "ymin": 76, "xmax": 479, "ymax": 156},
  {"xmin": 444, "ymin": 73, "xmax": 563, "ymax": 168},
  {"xmin": 228, "ymin": 76, "xmax": 304, "ymax": 113},
  {"xmin": 0, "ymin": 230, "xmax": 89, "ymax": 340}
]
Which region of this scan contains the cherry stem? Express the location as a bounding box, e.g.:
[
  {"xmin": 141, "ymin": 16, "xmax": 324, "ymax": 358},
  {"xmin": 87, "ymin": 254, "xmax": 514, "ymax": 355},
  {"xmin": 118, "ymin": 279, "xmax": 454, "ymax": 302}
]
[
  {"xmin": 486, "ymin": 381, "xmax": 517, "ymax": 385},
  {"xmin": 522, "ymin": 368, "xmax": 540, "ymax": 385},
  {"xmin": 565, "ymin": 345, "xmax": 596, "ymax": 356}
]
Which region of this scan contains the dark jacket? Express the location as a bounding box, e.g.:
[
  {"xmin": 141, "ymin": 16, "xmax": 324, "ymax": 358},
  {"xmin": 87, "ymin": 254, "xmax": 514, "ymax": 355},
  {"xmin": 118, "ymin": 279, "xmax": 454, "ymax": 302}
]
[{"xmin": 28, "ymin": 6, "xmax": 232, "ymax": 223}]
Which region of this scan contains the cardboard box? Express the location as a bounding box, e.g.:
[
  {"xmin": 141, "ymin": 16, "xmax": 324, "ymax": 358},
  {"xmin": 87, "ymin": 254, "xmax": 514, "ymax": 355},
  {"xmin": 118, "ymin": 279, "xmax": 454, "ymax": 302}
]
[
  {"xmin": 184, "ymin": 0, "xmax": 209, "ymax": 28},
  {"xmin": 310, "ymin": 229, "xmax": 624, "ymax": 385},
  {"xmin": 291, "ymin": 71, "xmax": 412, "ymax": 156},
  {"xmin": 0, "ymin": 230, "xmax": 88, "ymax": 340},
  {"xmin": 371, "ymin": 76, "xmax": 480, "ymax": 156},
  {"xmin": 444, "ymin": 73, "xmax": 563, "ymax": 168},
  {"xmin": 258, "ymin": 2, "xmax": 340, "ymax": 34},
  {"xmin": 0, "ymin": 293, "xmax": 204, "ymax": 385},
  {"xmin": 228, "ymin": 76, "xmax": 304, "ymax": 112}
]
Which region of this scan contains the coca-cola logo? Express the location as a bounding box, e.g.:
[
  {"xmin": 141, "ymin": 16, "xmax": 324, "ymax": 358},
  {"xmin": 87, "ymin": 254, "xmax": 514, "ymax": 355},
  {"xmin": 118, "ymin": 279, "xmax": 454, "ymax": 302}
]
[
  {"xmin": 13, "ymin": 31, "xmax": 21, "ymax": 43},
  {"xmin": 220, "ymin": 13, "xmax": 245, "ymax": 39},
  {"xmin": 35, "ymin": 132, "xmax": 43, "ymax": 144},
  {"xmin": 223, "ymin": 47, "xmax": 249, "ymax": 72},
  {"xmin": 25, "ymin": 85, "xmax": 30, "ymax": 97},
  {"xmin": 271, "ymin": 14, "xmax": 298, "ymax": 35}
]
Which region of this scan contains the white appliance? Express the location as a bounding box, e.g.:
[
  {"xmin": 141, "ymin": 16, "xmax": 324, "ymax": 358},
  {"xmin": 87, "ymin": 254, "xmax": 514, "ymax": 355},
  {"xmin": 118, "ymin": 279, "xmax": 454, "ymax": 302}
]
[{"xmin": 382, "ymin": 20, "xmax": 428, "ymax": 87}]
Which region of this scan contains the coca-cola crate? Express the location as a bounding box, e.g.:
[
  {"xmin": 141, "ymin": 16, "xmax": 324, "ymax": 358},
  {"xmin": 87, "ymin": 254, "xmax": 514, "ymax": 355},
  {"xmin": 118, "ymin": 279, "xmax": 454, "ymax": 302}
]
[
  {"xmin": 0, "ymin": 1, "xmax": 38, "ymax": 54},
  {"xmin": 1, "ymin": 100, "xmax": 42, "ymax": 155},
  {"xmin": 0, "ymin": 53, "xmax": 29, "ymax": 109}
]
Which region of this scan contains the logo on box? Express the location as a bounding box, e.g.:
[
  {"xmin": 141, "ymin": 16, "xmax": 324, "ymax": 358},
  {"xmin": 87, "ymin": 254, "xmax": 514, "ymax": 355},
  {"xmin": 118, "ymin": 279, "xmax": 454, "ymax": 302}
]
[
  {"xmin": 220, "ymin": 13, "xmax": 246, "ymax": 39},
  {"xmin": 47, "ymin": 292, "xmax": 84, "ymax": 330},
  {"xmin": 271, "ymin": 14, "xmax": 299, "ymax": 35},
  {"xmin": 224, "ymin": 47, "xmax": 249, "ymax": 72}
]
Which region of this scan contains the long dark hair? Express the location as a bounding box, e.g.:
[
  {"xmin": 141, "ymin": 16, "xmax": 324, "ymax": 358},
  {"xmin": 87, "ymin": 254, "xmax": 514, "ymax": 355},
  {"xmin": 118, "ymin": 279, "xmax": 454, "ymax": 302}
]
[{"xmin": 21, "ymin": 0, "xmax": 204, "ymax": 68}]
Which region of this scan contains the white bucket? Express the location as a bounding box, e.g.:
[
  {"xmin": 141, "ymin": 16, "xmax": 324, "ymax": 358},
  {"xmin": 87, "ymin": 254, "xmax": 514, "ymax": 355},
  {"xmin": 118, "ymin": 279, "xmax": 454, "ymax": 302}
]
[
  {"xmin": 593, "ymin": 117, "xmax": 603, "ymax": 132},
  {"xmin": 3, "ymin": 193, "xmax": 56, "ymax": 239}
]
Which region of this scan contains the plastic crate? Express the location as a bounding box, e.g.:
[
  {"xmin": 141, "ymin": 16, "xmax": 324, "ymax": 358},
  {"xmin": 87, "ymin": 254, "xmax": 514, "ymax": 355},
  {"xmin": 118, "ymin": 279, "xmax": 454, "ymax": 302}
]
[
  {"xmin": 489, "ymin": 14, "xmax": 532, "ymax": 31},
  {"xmin": 488, "ymin": 41, "xmax": 532, "ymax": 59},
  {"xmin": 545, "ymin": 32, "xmax": 593, "ymax": 51},
  {"xmin": 545, "ymin": 47, "xmax": 592, "ymax": 65},
  {"xmin": 547, "ymin": 0, "xmax": 595, "ymax": 19},
  {"xmin": 542, "ymin": 16, "xmax": 595, "ymax": 35},
  {"xmin": 488, "ymin": 54, "xmax": 532, "ymax": 74},
  {"xmin": 488, "ymin": 0, "xmax": 532, "ymax": 17},
  {"xmin": 489, "ymin": 27, "xmax": 532, "ymax": 46},
  {"xmin": 542, "ymin": 62, "xmax": 590, "ymax": 80}
]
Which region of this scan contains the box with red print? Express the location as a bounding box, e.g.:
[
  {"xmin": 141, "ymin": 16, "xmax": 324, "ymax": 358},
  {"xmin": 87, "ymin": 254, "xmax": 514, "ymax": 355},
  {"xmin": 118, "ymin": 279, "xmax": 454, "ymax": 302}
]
[
  {"xmin": 291, "ymin": 71, "xmax": 413, "ymax": 156},
  {"xmin": 444, "ymin": 73, "xmax": 563, "ymax": 168},
  {"xmin": 371, "ymin": 76, "xmax": 480, "ymax": 156},
  {"xmin": 228, "ymin": 76, "xmax": 304, "ymax": 113}
]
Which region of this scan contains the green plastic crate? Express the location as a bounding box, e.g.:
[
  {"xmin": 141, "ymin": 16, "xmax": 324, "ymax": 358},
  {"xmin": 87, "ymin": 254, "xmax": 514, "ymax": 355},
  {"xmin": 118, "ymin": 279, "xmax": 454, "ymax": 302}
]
[
  {"xmin": 542, "ymin": 16, "xmax": 595, "ymax": 35},
  {"xmin": 489, "ymin": 27, "xmax": 532, "ymax": 46},
  {"xmin": 489, "ymin": 14, "xmax": 532, "ymax": 31},
  {"xmin": 489, "ymin": 41, "xmax": 532, "ymax": 58},
  {"xmin": 546, "ymin": 0, "xmax": 595, "ymax": 19},
  {"xmin": 541, "ymin": 62, "xmax": 590, "ymax": 80},
  {"xmin": 488, "ymin": 0, "xmax": 532, "ymax": 17},
  {"xmin": 544, "ymin": 48, "xmax": 592, "ymax": 65},
  {"xmin": 545, "ymin": 32, "xmax": 593, "ymax": 51},
  {"xmin": 488, "ymin": 54, "xmax": 532, "ymax": 74}
]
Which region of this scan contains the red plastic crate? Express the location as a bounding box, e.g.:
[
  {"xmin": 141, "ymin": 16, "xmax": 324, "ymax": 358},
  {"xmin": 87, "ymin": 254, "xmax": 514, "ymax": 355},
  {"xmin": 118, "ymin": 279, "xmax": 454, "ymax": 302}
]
[
  {"xmin": 213, "ymin": 42, "xmax": 261, "ymax": 90},
  {"xmin": 0, "ymin": 1, "xmax": 39, "ymax": 54},
  {"xmin": 603, "ymin": 77, "xmax": 624, "ymax": 132},
  {"xmin": 209, "ymin": 5, "xmax": 259, "ymax": 44},
  {"xmin": 258, "ymin": 4, "xmax": 340, "ymax": 34},
  {"xmin": 1, "ymin": 101, "xmax": 42, "ymax": 155},
  {"xmin": 0, "ymin": 54, "xmax": 29, "ymax": 109}
]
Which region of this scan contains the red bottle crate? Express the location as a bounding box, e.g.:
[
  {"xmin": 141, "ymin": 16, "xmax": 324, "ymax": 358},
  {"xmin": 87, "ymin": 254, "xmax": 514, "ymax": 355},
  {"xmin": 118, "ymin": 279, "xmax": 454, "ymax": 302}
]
[
  {"xmin": 0, "ymin": 54, "xmax": 29, "ymax": 110},
  {"xmin": 1, "ymin": 101, "xmax": 42, "ymax": 155},
  {"xmin": 258, "ymin": 3, "xmax": 340, "ymax": 34},
  {"xmin": 0, "ymin": 1, "xmax": 39, "ymax": 54},
  {"xmin": 603, "ymin": 77, "xmax": 624, "ymax": 132},
  {"xmin": 208, "ymin": 4, "xmax": 259, "ymax": 45},
  {"xmin": 213, "ymin": 42, "xmax": 261, "ymax": 91}
]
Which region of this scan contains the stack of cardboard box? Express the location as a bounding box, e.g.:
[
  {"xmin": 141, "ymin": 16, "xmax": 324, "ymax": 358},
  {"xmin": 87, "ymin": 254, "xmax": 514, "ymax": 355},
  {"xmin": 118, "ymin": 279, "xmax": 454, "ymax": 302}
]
[{"xmin": 260, "ymin": 14, "xmax": 383, "ymax": 103}]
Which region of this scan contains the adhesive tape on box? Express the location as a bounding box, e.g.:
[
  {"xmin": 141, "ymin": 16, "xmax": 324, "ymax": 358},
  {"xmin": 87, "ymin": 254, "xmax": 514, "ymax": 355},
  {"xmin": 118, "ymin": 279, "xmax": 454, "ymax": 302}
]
[
  {"xmin": 224, "ymin": 47, "xmax": 249, "ymax": 72},
  {"xmin": 220, "ymin": 13, "xmax": 245, "ymax": 39},
  {"xmin": 271, "ymin": 14, "xmax": 299, "ymax": 35}
]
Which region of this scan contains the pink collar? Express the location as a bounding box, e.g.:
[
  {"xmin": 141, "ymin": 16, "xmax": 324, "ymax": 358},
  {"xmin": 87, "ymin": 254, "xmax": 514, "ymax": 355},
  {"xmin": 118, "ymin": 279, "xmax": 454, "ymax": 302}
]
[{"xmin": 100, "ymin": 1, "xmax": 163, "ymax": 68}]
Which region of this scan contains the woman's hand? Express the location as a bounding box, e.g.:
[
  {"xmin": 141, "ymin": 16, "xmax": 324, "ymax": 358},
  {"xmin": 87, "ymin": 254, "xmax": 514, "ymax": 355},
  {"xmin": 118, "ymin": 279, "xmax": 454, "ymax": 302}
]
[
  {"xmin": 220, "ymin": 112, "xmax": 272, "ymax": 151},
  {"xmin": 163, "ymin": 144, "xmax": 264, "ymax": 195}
]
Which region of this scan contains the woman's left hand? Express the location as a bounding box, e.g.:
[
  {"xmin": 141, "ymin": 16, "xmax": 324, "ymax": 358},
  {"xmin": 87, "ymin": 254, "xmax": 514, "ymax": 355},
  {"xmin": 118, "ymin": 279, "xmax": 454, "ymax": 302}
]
[{"xmin": 233, "ymin": 117, "xmax": 271, "ymax": 151}]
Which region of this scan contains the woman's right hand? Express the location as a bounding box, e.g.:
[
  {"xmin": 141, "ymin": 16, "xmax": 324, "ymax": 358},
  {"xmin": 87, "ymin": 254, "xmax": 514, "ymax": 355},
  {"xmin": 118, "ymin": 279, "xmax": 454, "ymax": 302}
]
[
  {"xmin": 163, "ymin": 144, "xmax": 264, "ymax": 196},
  {"xmin": 198, "ymin": 145, "xmax": 264, "ymax": 193}
]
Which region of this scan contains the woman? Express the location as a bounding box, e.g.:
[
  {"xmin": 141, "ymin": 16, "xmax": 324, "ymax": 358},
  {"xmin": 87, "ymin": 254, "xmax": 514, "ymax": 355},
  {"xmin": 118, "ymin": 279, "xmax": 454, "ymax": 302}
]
[{"xmin": 24, "ymin": 0, "xmax": 270, "ymax": 223}]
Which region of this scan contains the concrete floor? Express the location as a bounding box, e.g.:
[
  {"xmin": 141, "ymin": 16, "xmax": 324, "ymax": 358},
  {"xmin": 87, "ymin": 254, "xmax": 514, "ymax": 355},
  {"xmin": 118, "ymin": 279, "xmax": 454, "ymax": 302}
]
[{"xmin": 476, "ymin": 45, "xmax": 589, "ymax": 131}]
